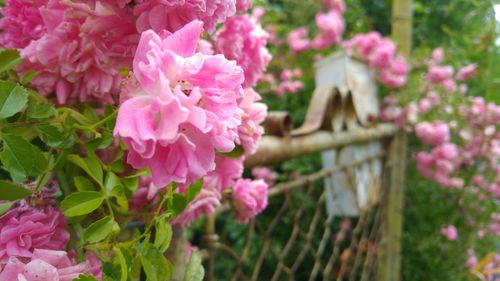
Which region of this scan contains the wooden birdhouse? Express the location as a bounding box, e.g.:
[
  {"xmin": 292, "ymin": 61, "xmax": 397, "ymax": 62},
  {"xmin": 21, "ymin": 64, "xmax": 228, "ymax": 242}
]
[
  {"xmin": 311, "ymin": 51, "xmax": 383, "ymax": 216},
  {"xmin": 314, "ymin": 51, "xmax": 379, "ymax": 128}
]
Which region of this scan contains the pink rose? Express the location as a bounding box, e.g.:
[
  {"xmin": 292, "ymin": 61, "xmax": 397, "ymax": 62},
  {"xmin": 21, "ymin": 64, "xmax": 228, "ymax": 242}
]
[
  {"xmin": 134, "ymin": 0, "xmax": 236, "ymax": 33},
  {"xmin": 231, "ymin": 179, "xmax": 268, "ymax": 223},
  {"xmin": 0, "ymin": 0, "xmax": 46, "ymax": 49},
  {"xmin": 456, "ymin": 64, "xmax": 477, "ymax": 81},
  {"xmin": 287, "ymin": 27, "xmax": 311, "ymax": 52},
  {"xmin": 115, "ymin": 20, "xmax": 245, "ymax": 187},
  {"xmin": 426, "ymin": 65, "xmax": 454, "ymax": 84},
  {"xmin": 170, "ymin": 187, "xmax": 221, "ymax": 227},
  {"xmin": 0, "ymin": 249, "xmax": 101, "ymax": 281},
  {"xmin": 0, "ymin": 205, "xmax": 69, "ymax": 261},
  {"xmin": 415, "ymin": 121, "xmax": 450, "ymax": 146},
  {"xmin": 312, "ymin": 10, "xmax": 345, "ymax": 49}
]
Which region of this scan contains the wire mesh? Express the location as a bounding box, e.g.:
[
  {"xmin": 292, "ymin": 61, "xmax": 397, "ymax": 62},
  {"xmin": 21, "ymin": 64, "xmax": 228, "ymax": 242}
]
[{"xmin": 200, "ymin": 153, "xmax": 389, "ymax": 281}]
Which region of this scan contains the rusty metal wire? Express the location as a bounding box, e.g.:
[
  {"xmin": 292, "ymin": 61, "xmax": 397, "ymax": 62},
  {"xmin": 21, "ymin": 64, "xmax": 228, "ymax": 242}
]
[{"xmin": 199, "ymin": 152, "xmax": 389, "ymax": 281}]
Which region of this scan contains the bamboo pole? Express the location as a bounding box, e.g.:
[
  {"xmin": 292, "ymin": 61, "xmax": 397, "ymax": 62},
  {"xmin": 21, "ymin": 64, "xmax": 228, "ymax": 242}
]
[
  {"xmin": 377, "ymin": 1, "xmax": 412, "ymax": 281},
  {"xmin": 244, "ymin": 123, "xmax": 396, "ymax": 167}
]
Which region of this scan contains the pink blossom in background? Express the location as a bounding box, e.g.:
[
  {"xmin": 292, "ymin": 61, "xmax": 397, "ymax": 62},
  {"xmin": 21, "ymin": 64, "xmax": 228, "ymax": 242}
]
[
  {"xmin": 19, "ymin": 0, "xmax": 139, "ymax": 104},
  {"xmin": 418, "ymin": 98, "xmax": 432, "ymax": 114},
  {"xmin": 427, "ymin": 90, "xmax": 441, "ymax": 105},
  {"xmin": 236, "ymin": 0, "xmax": 252, "ymax": 13},
  {"xmin": 115, "ymin": 20, "xmax": 245, "ymax": 187},
  {"xmin": 322, "ymin": 0, "xmax": 345, "ymax": 14},
  {"xmin": 170, "ymin": 187, "xmax": 221, "ymax": 227},
  {"xmin": 134, "ymin": 0, "xmax": 236, "ymax": 34},
  {"xmin": 442, "ymin": 78, "xmax": 457, "ymax": 92},
  {"xmin": 416, "ymin": 143, "xmax": 463, "ymax": 188},
  {"xmin": 216, "ymin": 15, "xmax": 271, "ymax": 88},
  {"xmin": 426, "ymin": 65, "xmax": 454, "ymax": 84},
  {"xmin": 251, "ymin": 166, "xmax": 278, "ymax": 186},
  {"xmin": 415, "ymin": 121, "xmax": 450, "ymax": 146},
  {"xmin": 466, "ymin": 251, "xmax": 478, "ymax": 268},
  {"xmin": 440, "ymin": 225, "xmax": 458, "ymax": 240},
  {"xmin": 312, "ymin": 10, "xmax": 345, "ymax": 49},
  {"xmin": 237, "ymin": 88, "xmax": 268, "ymax": 154},
  {"xmin": 430, "ymin": 47, "xmax": 444, "ymax": 64},
  {"xmin": 287, "ymin": 27, "xmax": 311, "ymax": 52},
  {"xmin": 231, "ymin": 179, "xmax": 268, "ymax": 223},
  {"xmin": 275, "ymin": 68, "xmax": 304, "ymax": 96},
  {"xmin": 276, "ymin": 80, "xmax": 303, "ymax": 96},
  {"xmin": 456, "ymin": 64, "xmax": 477, "ymax": 81},
  {"xmin": 0, "ymin": 249, "xmax": 101, "ymax": 281},
  {"xmin": 343, "ymin": 31, "xmax": 382, "ymax": 57},
  {"xmin": 368, "ymin": 39, "xmax": 396, "ymax": 68},
  {"xmin": 0, "ymin": 204, "xmax": 69, "ymax": 262},
  {"xmin": 343, "ymin": 32, "xmax": 408, "ymax": 88},
  {"xmin": 0, "ymin": 0, "xmax": 46, "ymax": 49}
]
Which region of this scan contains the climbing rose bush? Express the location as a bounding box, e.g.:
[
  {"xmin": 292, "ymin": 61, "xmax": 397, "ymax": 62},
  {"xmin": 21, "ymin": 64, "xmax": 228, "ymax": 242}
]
[{"xmin": 0, "ymin": 0, "xmax": 269, "ymax": 279}]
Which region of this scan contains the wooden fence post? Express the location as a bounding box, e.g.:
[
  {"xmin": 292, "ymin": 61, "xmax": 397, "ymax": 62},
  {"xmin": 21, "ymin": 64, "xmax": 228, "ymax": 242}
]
[{"xmin": 378, "ymin": 0, "xmax": 412, "ymax": 280}]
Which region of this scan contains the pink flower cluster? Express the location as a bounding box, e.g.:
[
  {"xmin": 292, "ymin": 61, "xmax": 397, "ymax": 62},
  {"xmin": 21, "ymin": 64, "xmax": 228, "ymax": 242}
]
[
  {"xmin": 231, "ymin": 179, "xmax": 268, "ymax": 223},
  {"xmin": 415, "ymin": 121, "xmax": 450, "ymax": 146},
  {"xmin": 0, "ymin": 204, "xmax": 69, "ymax": 262},
  {"xmin": 275, "ymin": 69, "xmax": 303, "ymax": 96},
  {"xmin": 286, "ymin": 0, "xmax": 345, "ymax": 52},
  {"xmin": 216, "ymin": 14, "xmax": 271, "ymax": 88},
  {"xmin": 260, "ymin": 69, "xmax": 304, "ymax": 97},
  {"xmin": 416, "ymin": 143, "xmax": 463, "ymax": 188},
  {"xmin": 0, "ymin": 249, "xmax": 101, "ymax": 281},
  {"xmin": 343, "ymin": 32, "xmax": 408, "ymax": 88},
  {"xmin": 426, "ymin": 48, "xmax": 477, "ymax": 93},
  {"xmin": 311, "ymin": 9, "xmax": 345, "ymax": 49},
  {"xmin": 0, "ymin": 0, "xmax": 238, "ymax": 104}
]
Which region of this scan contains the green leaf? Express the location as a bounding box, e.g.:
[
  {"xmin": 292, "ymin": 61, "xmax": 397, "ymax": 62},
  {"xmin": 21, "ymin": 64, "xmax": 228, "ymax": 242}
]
[
  {"xmin": 27, "ymin": 102, "xmax": 55, "ymax": 120},
  {"xmin": 104, "ymin": 172, "xmax": 121, "ymax": 195},
  {"xmin": 186, "ymin": 179, "xmax": 203, "ymax": 202},
  {"xmin": 0, "ymin": 180, "xmax": 31, "ymax": 201},
  {"xmin": 217, "ymin": 145, "xmax": 244, "ymax": 159},
  {"xmin": 74, "ymin": 176, "xmax": 95, "ymax": 191},
  {"xmin": 139, "ymin": 243, "xmax": 173, "ymax": 281},
  {"xmin": 0, "ymin": 134, "xmax": 48, "ymax": 180},
  {"xmin": 21, "ymin": 71, "xmax": 37, "ymax": 85},
  {"xmin": 0, "ymin": 49, "xmax": 22, "ymax": 73},
  {"xmin": 171, "ymin": 193, "xmax": 187, "ymax": 217},
  {"xmin": 84, "ymin": 216, "xmax": 117, "ymax": 243},
  {"xmin": 0, "ymin": 81, "xmax": 28, "ymax": 119},
  {"xmin": 60, "ymin": 191, "xmax": 104, "ymax": 217},
  {"xmin": 68, "ymin": 154, "xmax": 103, "ymax": 185},
  {"xmin": 0, "ymin": 201, "xmax": 15, "ymax": 216},
  {"xmin": 154, "ymin": 215, "xmax": 172, "ymax": 253},
  {"xmin": 87, "ymin": 131, "xmax": 114, "ymax": 150},
  {"xmin": 36, "ymin": 124, "xmax": 64, "ymax": 147},
  {"xmin": 183, "ymin": 251, "xmax": 204, "ymax": 281},
  {"xmin": 71, "ymin": 275, "xmax": 98, "ymax": 281},
  {"xmin": 110, "ymin": 185, "xmax": 129, "ymax": 212},
  {"xmin": 113, "ymin": 247, "xmax": 128, "ymax": 281}
]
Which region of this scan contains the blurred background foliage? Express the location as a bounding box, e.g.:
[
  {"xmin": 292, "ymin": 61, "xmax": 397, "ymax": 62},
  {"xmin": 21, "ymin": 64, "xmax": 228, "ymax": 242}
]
[{"xmin": 193, "ymin": 1, "xmax": 500, "ymax": 280}]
